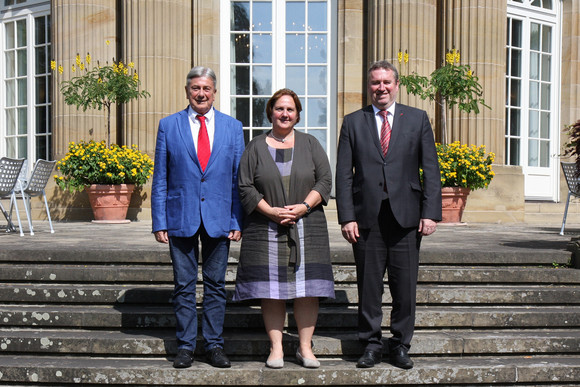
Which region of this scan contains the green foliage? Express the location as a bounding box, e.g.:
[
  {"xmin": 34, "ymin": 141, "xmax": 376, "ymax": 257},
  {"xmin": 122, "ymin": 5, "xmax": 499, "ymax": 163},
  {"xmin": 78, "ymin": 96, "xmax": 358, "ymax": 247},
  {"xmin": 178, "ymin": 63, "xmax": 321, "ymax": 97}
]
[{"xmin": 54, "ymin": 140, "xmax": 154, "ymax": 192}]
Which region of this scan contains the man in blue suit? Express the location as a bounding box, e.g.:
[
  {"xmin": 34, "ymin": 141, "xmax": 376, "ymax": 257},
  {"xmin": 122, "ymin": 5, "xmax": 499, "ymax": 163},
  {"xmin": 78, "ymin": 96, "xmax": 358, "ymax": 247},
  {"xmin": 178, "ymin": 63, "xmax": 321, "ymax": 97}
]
[{"xmin": 151, "ymin": 66, "xmax": 245, "ymax": 369}]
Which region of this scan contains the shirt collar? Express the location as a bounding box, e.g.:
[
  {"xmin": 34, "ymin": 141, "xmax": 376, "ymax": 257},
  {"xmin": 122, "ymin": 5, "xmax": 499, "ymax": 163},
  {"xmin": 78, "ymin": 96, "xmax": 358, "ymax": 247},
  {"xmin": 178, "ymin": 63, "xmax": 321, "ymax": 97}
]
[
  {"xmin": 188, "ymin": 106, "xmax": 214, "ymax": 122},
  {"xmin": 372, "ymin": 102, "xmax": 396, "ymax": 117}
]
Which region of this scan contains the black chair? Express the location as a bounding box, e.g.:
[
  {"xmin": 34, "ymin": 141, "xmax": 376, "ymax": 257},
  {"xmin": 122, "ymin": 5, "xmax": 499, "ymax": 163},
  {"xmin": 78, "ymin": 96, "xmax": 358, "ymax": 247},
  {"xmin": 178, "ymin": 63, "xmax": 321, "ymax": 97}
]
[{"xmin": 560, "ymin": 161, "xmax": 580, "ymax": 235}]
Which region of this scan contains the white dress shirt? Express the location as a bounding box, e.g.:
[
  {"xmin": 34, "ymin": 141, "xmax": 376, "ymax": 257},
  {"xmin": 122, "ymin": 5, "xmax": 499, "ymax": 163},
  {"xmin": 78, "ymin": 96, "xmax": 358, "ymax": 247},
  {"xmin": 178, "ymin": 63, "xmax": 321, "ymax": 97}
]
[
  {"xmin": 372, "ymin": 102, "xmax": 396, "ymax": 139},
  {"xmin": 188, "ymin": 105, "xmax": 215, "ymax": 152}
]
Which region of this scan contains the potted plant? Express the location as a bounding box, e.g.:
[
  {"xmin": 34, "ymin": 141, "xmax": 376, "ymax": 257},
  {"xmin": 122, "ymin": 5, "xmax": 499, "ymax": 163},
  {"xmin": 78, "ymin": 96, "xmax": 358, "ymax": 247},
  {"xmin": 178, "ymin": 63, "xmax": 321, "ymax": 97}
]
[
  {"xmin": 54, "ymin": 140, "xmax": 154, "ymax": 222},
  {"xmin": 399, "ymin": 49, "xmax": 493, "ymax": 222},
  {"xmin": 435, "ymin": 141, "xmax": 495, "ymax": 222}
]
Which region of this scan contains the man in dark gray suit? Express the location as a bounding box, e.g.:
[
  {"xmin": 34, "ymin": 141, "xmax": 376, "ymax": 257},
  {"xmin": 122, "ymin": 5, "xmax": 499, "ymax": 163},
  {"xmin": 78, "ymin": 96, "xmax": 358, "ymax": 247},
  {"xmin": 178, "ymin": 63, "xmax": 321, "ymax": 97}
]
[{"xmin": 335, "ymin": 60, "xmax": 442, "ymax": 369}]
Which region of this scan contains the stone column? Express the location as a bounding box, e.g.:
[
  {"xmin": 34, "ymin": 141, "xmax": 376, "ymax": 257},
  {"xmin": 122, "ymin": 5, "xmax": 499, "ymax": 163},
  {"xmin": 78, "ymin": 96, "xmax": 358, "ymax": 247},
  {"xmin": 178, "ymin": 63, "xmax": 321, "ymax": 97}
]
[
  {"xmin": 367, "ymin": 0, "xmax": 438, "ymax": 119},
  {"xmin": 560, "ymin": 0, "xmax": 580, "ymax": 146},
  {"xmin": 337, "ymin": 0, "xmax": 365, "ymax": 128},
  {"xmin": 443, "ymin": 0, "xmax": 506, "ymax": 160},
  {"xmin": 51, "ymin": 0, "xmax": 117, "ymax": 160},
  {"xmin": 120, "ymin": 0, "xmax": 193, "ymax": 155}
]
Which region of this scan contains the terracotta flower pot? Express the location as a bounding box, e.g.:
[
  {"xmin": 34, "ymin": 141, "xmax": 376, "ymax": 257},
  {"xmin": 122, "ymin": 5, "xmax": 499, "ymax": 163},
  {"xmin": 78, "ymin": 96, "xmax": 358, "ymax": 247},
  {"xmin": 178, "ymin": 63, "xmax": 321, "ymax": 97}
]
[
  {"xmin": 440, "ymin": 186, "xmax": 471, "ymax": 223},
  {"xmin": 85, "ymin": 184, "xmax": 135, "ymax": 223}
]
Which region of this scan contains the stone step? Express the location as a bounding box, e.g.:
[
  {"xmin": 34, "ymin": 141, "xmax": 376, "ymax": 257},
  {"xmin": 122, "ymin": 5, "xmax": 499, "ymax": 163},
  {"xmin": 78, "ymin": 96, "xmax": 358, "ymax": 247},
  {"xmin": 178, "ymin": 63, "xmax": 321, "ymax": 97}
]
[
  {"xmin": 3, "ymin": 283, "xmax": 579, "ymax": 305},
  {"xmin": 1, "ymin": 328, "xmax": 579, "ymax": 357},
  {"xmin": 1, "ymin": 304, "xmax": 578, "ymax": 329},
  {"xmin": 0, "ymin": 247, "xmax": 571, "ymax": 266},
  {"xmin": 2, "ymin": 264, "xmax": 579, "ymax": 284},
  {"xmin": 0, "ymin": 355, "xmax": 578, "ymax": 386}
]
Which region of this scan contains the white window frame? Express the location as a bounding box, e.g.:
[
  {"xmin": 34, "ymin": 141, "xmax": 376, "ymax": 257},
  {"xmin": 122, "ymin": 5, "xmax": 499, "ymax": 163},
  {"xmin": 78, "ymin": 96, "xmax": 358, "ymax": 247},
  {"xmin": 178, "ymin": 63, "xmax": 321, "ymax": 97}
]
[
  {"xmin": 0, "ymin": 1, "xmax": 51, "ymax": 166},
  {"xmin": 506, "ymin": 0, "xmax": 561, "ymax": 201},
  {"xmin": 219, "ymin": 0, "xmax": 337, "ymax": 161}
]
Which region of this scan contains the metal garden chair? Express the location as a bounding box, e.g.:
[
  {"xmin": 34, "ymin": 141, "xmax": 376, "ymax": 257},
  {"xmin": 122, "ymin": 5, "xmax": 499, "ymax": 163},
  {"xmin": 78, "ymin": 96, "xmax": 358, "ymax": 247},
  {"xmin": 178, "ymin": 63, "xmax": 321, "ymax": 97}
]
[
  {"xmin": 0, "ymin": 157, "xmax": 26, "ymax": 236},
  {"xmin": 12, "ymin": 159, "xmax": 56, "ymax": 235},
  {"xmin": 560, "ymin": 161, "xmax": 580, "ymax": 235}
]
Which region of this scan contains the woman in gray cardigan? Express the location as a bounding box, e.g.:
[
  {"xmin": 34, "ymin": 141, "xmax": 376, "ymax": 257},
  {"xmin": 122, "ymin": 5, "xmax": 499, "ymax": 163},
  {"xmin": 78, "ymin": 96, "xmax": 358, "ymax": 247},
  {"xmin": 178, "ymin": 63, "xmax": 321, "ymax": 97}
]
[{"xmin": 234, "ymin": 89, "xmax": 334, "ymax": 369}]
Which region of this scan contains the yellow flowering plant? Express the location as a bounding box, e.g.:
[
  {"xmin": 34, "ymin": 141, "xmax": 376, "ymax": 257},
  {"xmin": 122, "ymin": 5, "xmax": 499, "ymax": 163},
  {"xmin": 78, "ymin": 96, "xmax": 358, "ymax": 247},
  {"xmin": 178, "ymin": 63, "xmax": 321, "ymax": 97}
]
[
  {"xmin": 436, "ymin": 141, "xmax": 495, "ymax": 190},
  {"xmin": 51, "ymin": 42, "xmax": 150, "ymax": 147},
  {"xmin": 54, "ymin": 140, "xmax": 154, "ymax": 192}
]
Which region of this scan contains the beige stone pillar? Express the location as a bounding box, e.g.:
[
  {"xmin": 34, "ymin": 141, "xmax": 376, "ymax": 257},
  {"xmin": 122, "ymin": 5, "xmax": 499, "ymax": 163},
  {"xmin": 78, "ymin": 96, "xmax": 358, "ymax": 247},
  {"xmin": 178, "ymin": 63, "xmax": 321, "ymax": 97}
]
[
  {"xmin": 120, "ymin": 0, "xmax": 193, "ymax": 155},
  {"xmin": 560, "ymin": 0, "xmax": 580, "ymax": 143},
  {"xmin": 443, "ymin": 0, "xmax": 506, "ymax": 161},
  {"xmin": 52, "ymin": 0, "xmax": 118, "ymax": 160},
  {"xmin": 192, "ymin": 0, "xmax": 222, "ymax": 107},
  {"xmin": 337, "ymin": 0, "xmax": 365, "ymax": 128},
  {"xmin": 367, "ymin": 0, "xmax": 438, "ymax": 120}
]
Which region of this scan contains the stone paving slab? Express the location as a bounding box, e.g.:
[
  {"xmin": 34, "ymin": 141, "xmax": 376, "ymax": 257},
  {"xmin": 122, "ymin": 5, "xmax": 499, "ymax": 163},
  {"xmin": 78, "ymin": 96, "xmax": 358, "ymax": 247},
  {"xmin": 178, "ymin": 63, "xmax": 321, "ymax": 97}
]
[{"xmin": 0, "ymin": 355, "xmax": 578, "ymax": 385}]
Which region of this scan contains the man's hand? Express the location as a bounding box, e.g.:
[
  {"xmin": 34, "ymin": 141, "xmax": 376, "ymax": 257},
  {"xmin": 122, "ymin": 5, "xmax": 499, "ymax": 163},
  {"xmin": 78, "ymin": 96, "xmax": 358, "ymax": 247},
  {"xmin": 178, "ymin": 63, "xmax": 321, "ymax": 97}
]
[
  {"xmin": 418, "ymin": 218, "xmax": 437, "ymax": 236},
  {"xmin": 228, "ymin": 230, "xmax": 242, "ymax": 241},
  {"xmin": 341, "ymin": 221, "xmax": 359, "ymax": 244},
  {"xmin": 154, "ymin": 230, "xmax": 169, "ymax": 244}
]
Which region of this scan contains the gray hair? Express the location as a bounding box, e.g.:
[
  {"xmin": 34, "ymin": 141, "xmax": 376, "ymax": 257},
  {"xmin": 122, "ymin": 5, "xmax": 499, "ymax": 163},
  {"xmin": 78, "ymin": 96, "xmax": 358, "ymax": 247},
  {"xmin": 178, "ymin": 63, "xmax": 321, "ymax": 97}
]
[
  {"xmin": 186, "ymin": 66, "xmax": 217, "ymax": 88},
  {"xmin": 367, "ymin": 60, "xmax": 399, "ymax": 83}
]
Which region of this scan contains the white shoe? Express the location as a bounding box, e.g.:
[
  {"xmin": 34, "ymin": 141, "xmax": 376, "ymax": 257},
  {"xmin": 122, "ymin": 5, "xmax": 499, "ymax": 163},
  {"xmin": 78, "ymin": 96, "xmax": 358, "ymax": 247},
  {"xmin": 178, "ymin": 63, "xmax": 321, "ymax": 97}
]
[{"xmin": 296, "ymin": 349, "xmax": 320, "ymax": 368}]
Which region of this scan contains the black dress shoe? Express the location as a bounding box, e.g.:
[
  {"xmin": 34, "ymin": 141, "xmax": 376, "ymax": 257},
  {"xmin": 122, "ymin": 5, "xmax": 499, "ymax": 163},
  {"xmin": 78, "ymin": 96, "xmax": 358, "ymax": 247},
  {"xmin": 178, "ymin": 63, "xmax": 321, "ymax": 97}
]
[
  {"xmin": 390, "ymin": 345, "xmax": 413, "ymax": 369},
  {"xmin": 356, "ymin": 349, "xmax": 382, "ymax": 368},
  {"xmin": 173, "ymin": 348, "xmax": 194, "ymax": 368},
  {"xmin": 206, "ymin": 347, "xmax": 231, "ymax": 368}
]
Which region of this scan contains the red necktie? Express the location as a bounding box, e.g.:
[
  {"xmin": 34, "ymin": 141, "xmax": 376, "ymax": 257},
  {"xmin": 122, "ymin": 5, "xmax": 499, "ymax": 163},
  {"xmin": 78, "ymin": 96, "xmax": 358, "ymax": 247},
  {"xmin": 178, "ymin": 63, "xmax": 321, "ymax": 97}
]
[
  {"xmin": 379, "ymin": 110, "xmax": 391, "ymax": 157},
  {"xmin": 197, "ymin": 115, "xmax": 210, "ymax": 171}
]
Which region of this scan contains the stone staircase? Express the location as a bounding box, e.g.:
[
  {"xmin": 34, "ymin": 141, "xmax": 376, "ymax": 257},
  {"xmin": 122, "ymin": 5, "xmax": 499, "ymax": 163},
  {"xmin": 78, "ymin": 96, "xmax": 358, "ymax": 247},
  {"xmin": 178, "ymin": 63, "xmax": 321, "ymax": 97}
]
[{"xmin": 0, "ymin": 242, "xmax": 579, "ymax": 385}]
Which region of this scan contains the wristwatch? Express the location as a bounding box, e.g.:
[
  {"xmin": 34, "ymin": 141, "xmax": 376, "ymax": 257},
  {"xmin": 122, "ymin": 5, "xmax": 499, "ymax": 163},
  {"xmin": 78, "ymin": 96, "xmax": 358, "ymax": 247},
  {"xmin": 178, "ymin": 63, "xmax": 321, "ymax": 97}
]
[{"xmin": 302, "ymin": 201, "xmax": 312, "ymax": 214}]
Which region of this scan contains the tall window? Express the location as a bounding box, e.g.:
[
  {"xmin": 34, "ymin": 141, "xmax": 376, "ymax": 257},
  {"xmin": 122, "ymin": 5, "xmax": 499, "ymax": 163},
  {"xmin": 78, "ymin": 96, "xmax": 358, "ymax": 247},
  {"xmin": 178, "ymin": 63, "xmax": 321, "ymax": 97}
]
[
  {"xmin": 221, "ymin": 0, "xmax": 336, "ymax": 155},
  {"xmin": 1, "ymin": 1, "xmax": 51, "ymax": 163},
  {"xmin": 506, "ymin": 0, "xmax": 560, "ymax": 200}
]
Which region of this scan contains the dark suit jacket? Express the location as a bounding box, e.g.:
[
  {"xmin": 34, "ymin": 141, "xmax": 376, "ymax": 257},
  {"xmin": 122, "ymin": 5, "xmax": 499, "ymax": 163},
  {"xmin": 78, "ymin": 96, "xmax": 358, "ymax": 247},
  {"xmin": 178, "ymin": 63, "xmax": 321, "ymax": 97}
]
[
  {"xmin": 151, "ymin": 107, "xmax": 245, "ymax": 238},
  {"xmin": 335, "ymin": 104, "xmax": 442, "ymax": 229}
]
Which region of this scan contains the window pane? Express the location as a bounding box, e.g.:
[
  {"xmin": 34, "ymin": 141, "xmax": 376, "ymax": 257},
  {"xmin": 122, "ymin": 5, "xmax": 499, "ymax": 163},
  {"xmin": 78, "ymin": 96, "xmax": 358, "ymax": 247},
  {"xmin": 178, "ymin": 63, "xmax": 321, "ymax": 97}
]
[
  {"xmin": 308, "ymin": 129, "xmax": 327, "ymax": 151},
  {"xmin": 541, "ymin": 54, "xmax": 551, "ymax": 82},
  {"xmin": 253, "ymin": 1, "xmax": 271, "ymax": 31},
  {"xmin": 509, "ymin": 138, "xmax": 520, "ymax": 165},
  {"xmin": 286, "ymin": 66, "xmax": 305, "ymax": 94},
  {"xmin": 232, "ymin": 2, "xmax": 250, "ymax": 31},
  {"xmin": 6, "ymin": 79, "xmax": 16, "ymax": 106},
  {"xmin": 307, "ymin": 66, "xmax": 326, "ymax": 94},
  {"xmin": 252, "ymin": 65, "xmax": 271, "ymax": 95},
  {"xmin": 17, "ymin": 49, "xmax": 27, "ymax": 77},
  {"xmin": 529, "ymin": 52, "xmax": 539, "ymax": 80},
  {"xmin": 542, "ymin": 25, "xmax": 552, "ymax": 52},
  {"xmin": 530, "ymin": 23, "xmax": 540, "ymax": 51},
  {"xmin": 308, "ymin": 2, "xmax": 327, "ymax": 31},
  {"xmin": 511, "ymin": 19, "xmax": 522, "ymax": 47},
  {"xmin": 231, "ymin": 65, "xmax": 250, "ymax": 94},
  {"xmin": 5, "ymin": 51, "xmax": 15, "ymax": 77},
  {"xmin": 6, "ymin": 138, "xmax": 16, "ymax": 158},
  {"xmin": 231, "ymin": 97, "xmax": 250, "ymax": 127},
  {"xmin": 543, "ymin": 0, "xmax": 553, "ymax": 9},
  {"xmin": 231, "ymin": 34, "xmax": 250, "ymax": 63},
  {"xmin": 307, "ymin": 98, "xmax": 326, "ymax": 127},
  {"xmin": 510, "ymin": 79, "xmax": 521, "ymax": 107},
  {"xmin": 286, "ymin": 33, "xmax": 305, "ymax": 63},
  {"xmin": 6, "ymin": 109, "xmax": 16, "ymax": 135},
  {"xmin": 18, "ymin": 107, "xmax": 27, "ymax": 134},
  {"xmin": 252, "ymin": 97, "xmax": 269, "ymax": 127},
  {"xmin": 36, "ymin": 46, "xmax": 47, "ymax": 75},
  {"xmin": 510, "ymin": 49, "xmax": 521, "ymax": 77},
  {"xmin": 531, "ymin": 0, "xmax": 541, "ymax": 7},
  {"xmin": 252, "ymin": 33, "xmax": 272, "ymax": 63},
  {"xmin": 36, "ymin": 106, "xmax": 47, "ymax": 133},
  {"xmin": 539, "ymin": 141, "xmax": 549, "ymax": 167},
  {"xmin": 540, "ymin": 83, "xmax": 550, "ymax": 110},
  {"xmin": 36, "ymin": 135, "xmax": 47, "ymax": 160},
  {"xmin": 540, "ymin": 112, "xmax": 549, "ymax": 139},
  {"xmin": 528, "ymin": 139, "xmax": 538, "ymax": 166},
  {"xmin": 510, "ymin": 109, "xmax": 520, "ymax": 136},
  {"xmin": 529, "ymin": 110, "xmax": 539, "ymax": 138},
  {"xmin": 286, "ymin": 2, "xmax": 305, "ymax": 32},
  {"xmin": 16, "ymin": 19, "xmax": 26, "ymax": 48},
  {"xmin": 35, "ymin": 16, "xmax": 46, "ymax": 45},
  {"xmin": 529, "ymin": 81, "xmax": 539, "ymax": 109},
  {"xmin": 5, "ymin": 21, "xmax": 15, "ymax": 49},
  {"xmin": 307, "ymin": 34, "xmax": 326, "ymax": 63},
  {"xmin": 18, "ymin": 136, "xmax": 27, "ymax": 158},
  {"xmin": 17, "ymin": 78, "xmax": 27, "ymax": 105},
  {"xmin": 36, "ymin": 76, "xmax": 47, "ymax": 104}
]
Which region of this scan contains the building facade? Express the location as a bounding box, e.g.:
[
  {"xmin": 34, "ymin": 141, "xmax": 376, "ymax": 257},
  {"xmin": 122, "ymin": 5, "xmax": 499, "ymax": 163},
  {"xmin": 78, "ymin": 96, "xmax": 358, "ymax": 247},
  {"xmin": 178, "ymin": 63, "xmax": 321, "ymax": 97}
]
[{"xmin": 1, "ymin": 0, "xmax": 579, "ymax": 222}]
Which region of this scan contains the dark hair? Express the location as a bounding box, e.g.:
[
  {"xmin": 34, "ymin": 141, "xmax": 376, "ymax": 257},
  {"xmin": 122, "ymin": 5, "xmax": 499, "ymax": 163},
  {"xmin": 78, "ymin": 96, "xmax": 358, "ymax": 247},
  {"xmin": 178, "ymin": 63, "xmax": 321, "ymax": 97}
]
[
  {"xmin": 266, "ymin": 88, "xmax": 302, "ymax": 123},
  {"xmin": 367, "ymin": 60, "xmax": 399, "ymax": 83}
]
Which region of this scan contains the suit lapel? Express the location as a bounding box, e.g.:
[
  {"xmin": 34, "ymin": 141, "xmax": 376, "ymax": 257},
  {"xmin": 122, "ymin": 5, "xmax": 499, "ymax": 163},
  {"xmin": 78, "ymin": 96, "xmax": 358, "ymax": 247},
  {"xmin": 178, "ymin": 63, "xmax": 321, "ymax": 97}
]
[
  {"xmin": 206, "ymin": 109, "xmax": 224, "ymax": 171},
  {"xmin": 363, "ymin": 106, "xmax": 384, "ymax": 157},
  {"xmin": 177, "ymin": 108, "xmax": 197, "ymax": 163},
  {"xmin": 386, "ymin": 104, "xmax": 405, "ymax": 160}
]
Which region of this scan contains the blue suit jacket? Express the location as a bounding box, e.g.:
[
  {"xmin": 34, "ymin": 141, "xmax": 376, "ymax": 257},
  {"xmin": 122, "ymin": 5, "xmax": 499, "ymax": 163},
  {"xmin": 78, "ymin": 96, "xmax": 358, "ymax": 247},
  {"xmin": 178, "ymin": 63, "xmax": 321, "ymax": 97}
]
[{"xmin": 151, "ymin": 107, "xmax": 245, "ymax": 238}]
